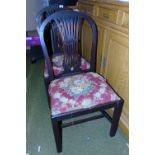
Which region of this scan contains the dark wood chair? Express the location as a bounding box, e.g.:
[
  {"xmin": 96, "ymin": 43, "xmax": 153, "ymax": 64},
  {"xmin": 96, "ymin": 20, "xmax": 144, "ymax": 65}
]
[
  {"xmin": 36, "ymin": 6, "xmax": 90, "ymax": 93},
  {"xmin": 35, "ymin": 5, "xmax": 70, "ymax": 55},
  {"xmin": 39, "ymin": 10, "xmax": 124, "ymax": 153}
]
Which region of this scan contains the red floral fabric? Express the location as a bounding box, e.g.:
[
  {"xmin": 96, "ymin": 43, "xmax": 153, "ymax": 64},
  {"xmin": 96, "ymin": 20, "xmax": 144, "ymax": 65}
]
[
  {"xmin": 48, "ymin": 72, "xmax": 120, "ymax": 116},
  {"xmin": 44, "ymin": 55, "xmax": 90, "ymax": 77}
]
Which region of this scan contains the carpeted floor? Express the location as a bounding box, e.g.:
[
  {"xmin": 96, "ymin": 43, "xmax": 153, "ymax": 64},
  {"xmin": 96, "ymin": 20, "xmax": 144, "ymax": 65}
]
[{"xmin": 26, "ymin": 55, "xmax": 129, "ymax": 155}]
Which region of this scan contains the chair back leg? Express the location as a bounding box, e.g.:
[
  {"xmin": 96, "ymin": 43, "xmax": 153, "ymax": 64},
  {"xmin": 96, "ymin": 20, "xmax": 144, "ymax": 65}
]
[
  {"xmin": 44, "ymin": 78, "xmax": 51, "ymax": 109},
  {"xmin": 52, "ymin": 119, "xmax": 62, "ymax": 153},
  {"xmin": 110, "ymin": 100, "xmax": 124, "ymax": 137}
]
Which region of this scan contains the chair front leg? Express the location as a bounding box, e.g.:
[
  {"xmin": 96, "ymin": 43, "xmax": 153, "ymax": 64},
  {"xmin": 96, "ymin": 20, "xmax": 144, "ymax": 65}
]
[
  {"xmin": 52, "ymin": 119, "xmax": 62, "ymax": 153},
  {"xmin": 110, "ymin": 100, "xmax": 124, "ymax": 137}
]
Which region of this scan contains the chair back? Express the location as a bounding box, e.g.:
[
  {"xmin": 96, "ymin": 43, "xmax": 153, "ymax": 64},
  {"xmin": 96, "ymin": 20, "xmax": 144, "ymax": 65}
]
[
  {"xmin": 40, "ymin": 10, "xmax": 98, "ymax": 81},
  {"xmin": 36, "ymin": 5, "xmax": 70, "ymax": 55}
]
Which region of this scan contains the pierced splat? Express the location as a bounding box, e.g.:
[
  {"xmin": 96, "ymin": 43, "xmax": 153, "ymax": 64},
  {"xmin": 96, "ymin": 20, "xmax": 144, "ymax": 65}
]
[{"xmin": 55, "ymin": 17, "xmax": 82, "ymax": 72}]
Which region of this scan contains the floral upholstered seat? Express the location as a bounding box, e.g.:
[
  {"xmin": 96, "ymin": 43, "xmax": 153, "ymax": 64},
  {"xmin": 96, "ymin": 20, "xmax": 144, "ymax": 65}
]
[
  {"xmin": 44, "ymin": 55, "xmax": 90, "ymax": 77},
  {"xmin": 48, "ymin": 72, "xmax": 120, "ymax": 116}
]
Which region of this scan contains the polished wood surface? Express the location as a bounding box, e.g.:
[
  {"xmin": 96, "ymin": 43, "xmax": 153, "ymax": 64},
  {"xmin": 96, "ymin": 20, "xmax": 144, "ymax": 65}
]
[{"xmin": 77, "ymin": 0, "xmax": 129, "ymax": 136}]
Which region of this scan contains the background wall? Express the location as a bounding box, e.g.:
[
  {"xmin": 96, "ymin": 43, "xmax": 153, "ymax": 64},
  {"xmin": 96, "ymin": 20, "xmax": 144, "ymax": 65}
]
[{"xmin": 26, "ymin": 0, "xmax": 49, "ymax": 31}]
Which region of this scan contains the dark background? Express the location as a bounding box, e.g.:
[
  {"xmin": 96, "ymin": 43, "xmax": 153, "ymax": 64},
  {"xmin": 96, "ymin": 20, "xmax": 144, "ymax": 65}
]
[{"xmin": 49, "ymin": 0, "xmax": 78, "ymax": 5}]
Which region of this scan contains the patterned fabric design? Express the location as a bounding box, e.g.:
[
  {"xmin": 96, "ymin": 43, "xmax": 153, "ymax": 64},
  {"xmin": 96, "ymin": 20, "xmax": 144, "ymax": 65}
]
[
  {"xmin": 44, "ymin": 55, "xmax": 90, "ymax": 77},
  {"xmin": 48, "ymin": 72, "xmax": 120, "ymax": 116}
]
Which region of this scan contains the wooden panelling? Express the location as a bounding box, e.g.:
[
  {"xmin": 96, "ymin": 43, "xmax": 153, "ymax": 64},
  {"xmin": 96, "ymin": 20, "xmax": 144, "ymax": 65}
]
[
  {"xmin": 78, "ymin": 0, "xmax": 129, "ymax": 136},
  {"xmin": 116, "ymin": 10, "xmax": 129, "ymax": 28},
  {"xmin": 81, "ymin": 21, "xmax": 92, "ymax": 61},
  {"xmin": 78, "ymin": 3, "xmax": 94, "ymax": 15},
  {"xmin": 96, "ymin": 24, "xmax": 106, "ymax": 73},
  {"xmin": 122, "ymin": 12, "xmax": 129, "ymax": 28},
  {"xmin": 103, "ymin": 30, "xmax": 129, "ymax": 134},
  {"xmin": 97, "ymin": 6, "xmax": 118, "ymax": 24}
]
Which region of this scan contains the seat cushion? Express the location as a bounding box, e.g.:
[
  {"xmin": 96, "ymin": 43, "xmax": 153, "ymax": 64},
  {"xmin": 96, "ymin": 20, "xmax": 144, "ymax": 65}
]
[
  {"xmin": 44, "ymin": 55, "xmax": 90, "ymax": 77},
  {"xmin": 48, "ymin": 72, "xmax": 120, "ymax": 116}
]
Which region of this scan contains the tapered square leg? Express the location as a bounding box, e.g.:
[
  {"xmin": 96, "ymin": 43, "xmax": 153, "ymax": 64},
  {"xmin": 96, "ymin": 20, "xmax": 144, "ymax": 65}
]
[
  {"xmin": 44, "ymin": 78, "xmax": 51, "ymax": 109},
  {"xmin": 110, "ymin": 100, "xmax": 124, "ymax": 137},
  {"xmin": 52, "ymin": 119, "xmax": 62, "ymax": 153}
]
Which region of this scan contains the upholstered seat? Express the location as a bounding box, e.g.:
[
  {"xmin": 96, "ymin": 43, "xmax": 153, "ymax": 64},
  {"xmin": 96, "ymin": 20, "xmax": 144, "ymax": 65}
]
[
  {"xmin": 48, "ymin": 72, "xmax": 120, "ymax": 116},
  {"xmin": 44, "ymin": 55, "xmax": 90, "ymax": 77}
]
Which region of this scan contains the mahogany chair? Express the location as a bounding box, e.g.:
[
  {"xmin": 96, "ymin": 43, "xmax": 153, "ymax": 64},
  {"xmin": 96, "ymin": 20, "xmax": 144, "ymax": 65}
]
[
  {"xmin": 39, "ymin": 10, "xmax": 124, "ymax": 153},
  {"xmin": 36, "ymin": 6, "xmax": 90, "ymax": 92}
]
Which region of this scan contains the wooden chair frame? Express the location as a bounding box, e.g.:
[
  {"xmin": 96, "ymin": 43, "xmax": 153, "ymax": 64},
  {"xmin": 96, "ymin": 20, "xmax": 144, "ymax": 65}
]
[{"xmin": 39, "ymin": 10, "xmax": 124, "ymax": 153}]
